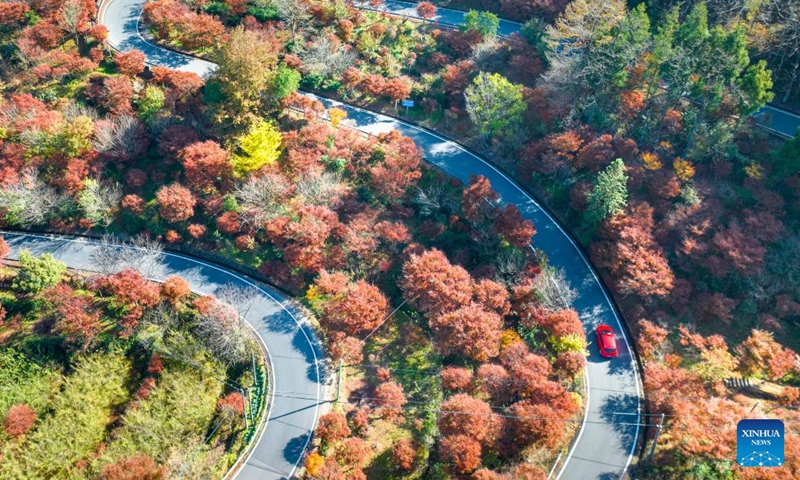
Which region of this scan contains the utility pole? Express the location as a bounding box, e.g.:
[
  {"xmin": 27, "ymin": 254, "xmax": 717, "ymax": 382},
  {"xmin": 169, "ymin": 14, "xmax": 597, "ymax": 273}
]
[
  {"xmin": 336, "ymin": 359, "xmax": 344, "ymax": 403},
  {"xmin": 240, "ymin": 388, "xmax": 249, "ymax": 430},
  {"xmin": 648, "ymin": 413, "xmax": 665, "ymax": 463}
]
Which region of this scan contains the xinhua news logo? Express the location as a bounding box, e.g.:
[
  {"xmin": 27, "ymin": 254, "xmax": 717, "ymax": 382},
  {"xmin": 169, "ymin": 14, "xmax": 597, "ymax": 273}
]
[{"xmin": 737, "ymin": 419, "xmax": 784, "ymax": 467}]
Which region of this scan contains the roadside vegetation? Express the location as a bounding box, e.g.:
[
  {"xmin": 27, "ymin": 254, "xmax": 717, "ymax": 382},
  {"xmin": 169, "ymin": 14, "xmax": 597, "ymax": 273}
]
[
  {"xmin": 0, "ymin": 242, "xmax": 264, "ymax": 479},
  {"xmin": 2, "ymin": 0, "xmax": 800, "ymax": 478}
]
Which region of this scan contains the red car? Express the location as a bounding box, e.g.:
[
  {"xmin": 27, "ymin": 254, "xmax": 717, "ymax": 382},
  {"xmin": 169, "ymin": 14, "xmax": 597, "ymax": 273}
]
[{"xmin": 596, "ymin": 324, "xmax": 618, "ymax": 358}]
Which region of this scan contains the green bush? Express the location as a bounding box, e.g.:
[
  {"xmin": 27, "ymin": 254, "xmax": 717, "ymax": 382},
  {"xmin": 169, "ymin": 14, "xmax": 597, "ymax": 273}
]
[
  {"xmin": 12, "ymin": 250, "xmax": 66, "ymax": 294},
  {"xmin": 96, "ymin": 361, "xmax": 224, "ymax": 467},
  {"xmin": 0, "ymin": 349, "xmax": 61, "ymax": 420},
  {"xmin": 0, "ymin": 350, "xmax": 130, "ymax": 478}
]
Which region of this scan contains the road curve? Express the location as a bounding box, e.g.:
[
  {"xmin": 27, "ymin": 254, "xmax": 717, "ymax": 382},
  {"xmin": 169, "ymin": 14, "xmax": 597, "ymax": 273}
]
[
  {"xmin": 1, "ymin": 231, "xmax": 324, "ymax": 480},
  {"xmin": 102, "ymin": 2, "xmax": 642, "ymax": 479}
]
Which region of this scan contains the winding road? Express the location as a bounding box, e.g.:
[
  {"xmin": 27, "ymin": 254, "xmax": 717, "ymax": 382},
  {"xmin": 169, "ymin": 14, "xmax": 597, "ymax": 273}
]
[
  {"xmin": 2, "ymin": 231, "xmax": 324, "ymax": 480},
  {"xmin": 96, "ymin": 2, "xmax": 645, "ymax": 479}
]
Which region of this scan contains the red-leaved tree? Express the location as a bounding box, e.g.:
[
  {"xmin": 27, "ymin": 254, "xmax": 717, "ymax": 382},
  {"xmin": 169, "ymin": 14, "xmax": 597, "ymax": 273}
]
[
  {"xmin": 179, "ymin": 140, "xmax": 232, "ymax": 193},
  {"xmin": 114, "ymin": 50, "xmax": 146, "ymax": 76},
  {"xmin": 156, "ymin": 184, "xmax": 196, "ymax": 223},
  {"xmin": 429, "ymin": 304, "xmax": 503, "ymax": 362},
  {"xmin": 99, "ymin": 456, "xmax": 165, "ymax": 480},
  {"xmin": 400, "ymin": 248, "xmax": 473, "ymax": 317},
  {"xmin": 3, "ymin": 404, "xmax": 36, "ymax": 437}
]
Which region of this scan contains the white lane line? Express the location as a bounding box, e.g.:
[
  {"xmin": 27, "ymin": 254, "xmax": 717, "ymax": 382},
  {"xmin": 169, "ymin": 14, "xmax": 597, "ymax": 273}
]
[
  {"xmin": 305, "ymin": 94, "xmax": 642, "ymax": 479},
  {"xmin": 2, "ymin": 231, "xmax": 322, "ymax": 480},
  {"xmin": 105, "ymin": 2, "xmax": 644, "ymax": 474}
]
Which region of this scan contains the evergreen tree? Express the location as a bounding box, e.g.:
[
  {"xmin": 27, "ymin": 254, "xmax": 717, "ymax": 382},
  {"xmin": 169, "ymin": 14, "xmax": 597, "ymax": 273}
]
[{"xmin": 585, "ymin": 158, "xmax": 628, "ymax": 225}]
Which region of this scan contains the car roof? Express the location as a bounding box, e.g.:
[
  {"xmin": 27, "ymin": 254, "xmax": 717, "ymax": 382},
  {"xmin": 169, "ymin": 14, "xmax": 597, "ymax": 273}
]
[{"xmin": 598, "ymin": 326, "xmax": 617, "ymax": 349}]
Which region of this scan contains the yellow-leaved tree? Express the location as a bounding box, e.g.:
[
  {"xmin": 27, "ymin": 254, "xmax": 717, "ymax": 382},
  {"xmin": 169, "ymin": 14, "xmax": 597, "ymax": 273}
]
[{"xmin": 232, "ymin": 120, "xmax": 282, "ymax": 176}]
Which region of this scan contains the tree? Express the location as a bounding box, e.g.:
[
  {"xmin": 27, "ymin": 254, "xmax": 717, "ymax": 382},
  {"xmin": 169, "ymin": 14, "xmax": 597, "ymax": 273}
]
[
  {"xmin": 335, "ymin": 437, "xmax": 371, "ymax": 469},
  {"xmin": 44, "ymin": 283, "xmax": 102, "ymax": 347},
  {"xmin": 77, "ymin": 179, "xmax": 122, "ymax": 228},
  {"xmin": 439, "ymin": 394, "xmax": 496, "ymax": 443},
  {"xmin": 464, "ymin": 72, "xmax": 526, "ymax": 142},
  {"xmin": 439, "ymin": 434, "xmax": 482, "ymax": 474},
  {"xmin": 56, "ymin": 0, "xmax": 95, "ymax": 47},
  {"xmin": 370, "ymin": 131, "xmax": 423, "ymax": 202},
  {"xmin": 3, "ymin": 404, "xmax": 36, "ymax": 437},
  {"xmin": 531, "ymin": 266, "xmax": 577, "ymax": 312},
  {"xmin": 430, "ymin": 305, "xmax": 503, "ymax": 362},
  {"xmin": 475, "ymin": 364, "xmax": 511, "ymax": 404},
  {"xmin": 161, "ymin": 276, "xmax": 191, "ymax": 303},
  {"xmin": 461, "ymin": 175, "xmax": 499, "ymax": 224},
  {"xmin": 494, "ymin": 205, "xmax": 536, "ymax": 247},
  {"xmin": 473, "ymin": 279, "xmax": 511, "ymax": 316},
  {"xmin": 384, "ymin": 77, "xmax": 412, "ymax": 109},
  {"xmin": 374, "ymin": 381, "xmax": 407, "ymax": 419},
  {"xmin": 509, "ymin": 401, "xmax": 567, "ymax": 449},
  {"xmin": 462, "ymin": 10, "xmax": 500, "ymax": 39},
  {"xmin": 590, "ymin": 202, "xmax": 674, "ymax": 299},
  {"xmin": 555, "ymin": 351, "xmax": 586, "ymax": 380},
  {"xmin": 543, "ymin": 0, "xmax": 627, "ymax": 104},
  {"xmin": 13, "ymin": 251, "xmax": 66, "ymax": 294},
  {"xmin": 114, "ymin": 50, "xmax": 146, "ymax": 76},
  {"xmin": 316, "ymin": 412, "xmax": 351, "ymax": 446},
  {"xmin": 231, "ymin": 120, "xmax": 283, "ymax": 176},
  {"xmin": 179, "ymin": 140, "xmax": 232, "ymax": 193},
  {"xmin": 96, "ymin": 268, "xmax": 161, "ymax": 334},
  {"xmin": 585, "ymin": 158, "xmax": 628, "ymax": 225},
  {"xmin": 736, "ymin": 329, "xmax": 799, "ymax": 381},
  {"xmin": 156, "ymin": 184, "xmax": 196, "ymax": 223},
  {"xmin": 99, "ymin": 456, "xmax": 164, "ymax": 480},
  {"xmin": 736, "ymin": 60, "xmax": 774, "ymax": 116},
  {"xmin": 400, "ymin": 249, "xmax": 474, "ymax": 317},
  {"xmin": 328, "ymin": 107, "xmax": 347, "ymax": 128},
  {"xmin": 233, "ymin": 173, "xmax": 292, "ymax": 227},
  {"xmin": 417, "ymin": 2, "xmax": 437, "ymax": 19},
  {"xmin": 217, "ymin": 391, "xmax": 245, "ymax": 416},
  {"xmin": 272, "ymin": 0, "xmax": 310, "ymax": 41},
  {"xmin": 93, "ymin": 115, "xmax": 148, "ymax": 161},
  {"xmin": 208, "ymin": 27, "xmax": 282, "ymax": 133},
  {"xmin": 301, "ymin": 36, "xmax": 356, "ymax": 80},
  {"xmin": 321, "ymin": 281, "xmax": 389, "ymax": 336},
  {"xmin": 441, "ymin": 366, "xmax": 474, "ymax": 391},
  {"xmin": 0, "ymin": 174, "xmax": 69, "ymax": 227},
  {"xmin": 391, "ymin": 438, "xmax": 418, "ymax": 471},
  {"xmin": 195, "ymin": 295, "xmax": 252, "ymax": 366},
  {"xmin": 637, "ymin": 319, "xmax": 668, "ymax": 361}
]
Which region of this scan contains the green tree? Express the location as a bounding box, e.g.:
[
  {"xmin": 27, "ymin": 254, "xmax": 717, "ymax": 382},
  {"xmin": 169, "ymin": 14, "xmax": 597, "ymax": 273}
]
[
  {"xmin": 13, "ymin": 250, "xmax": 67, "ymax": 294},
  {"xmin": 232, "ymin": 120, "xmax": 283, "ymax": 176},
  {"xmin": 464, "ymin": 72, "xmax": 526, "ymax": 142},
  {"xmin": 461, "ymin": 10, "xmax": 500, "ymax": 38},
  {"xmin": 136, "ymin": 85, "xmax": 166, "ymax": 121},
  {"xmin": 207, "ymin": 27, "xmax": 281, "ymax": 135},
  {"xmin": 736, "ymin": 60, "xmax": 774, "ymax": 116},
  {"xmin": 271, "ymin": 64, "xmax": 301, "ymax": 102},
  {"xmin": 585, "ymin": 158, "xmax": 628, "ymax": 225}
]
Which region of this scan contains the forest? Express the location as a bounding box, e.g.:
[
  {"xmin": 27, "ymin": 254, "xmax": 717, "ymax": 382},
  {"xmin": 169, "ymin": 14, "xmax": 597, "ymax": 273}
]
[
  {"xmin": 0, "ymin": 241, "xmax": 264, "ymax": 479},
  {"xmin": 0, "ymin": 0, "xmax": 800, "ymax": 478}
]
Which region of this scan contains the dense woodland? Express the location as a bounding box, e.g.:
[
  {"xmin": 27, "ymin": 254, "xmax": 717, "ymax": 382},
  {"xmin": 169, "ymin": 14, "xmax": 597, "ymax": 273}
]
[
  {"xmin": 1, "ymin": 0, "xmax": 800, "ymax": 478},
  {"xmin": 0, "ymin": 241, "xmax": 262, "ymax": 479}
]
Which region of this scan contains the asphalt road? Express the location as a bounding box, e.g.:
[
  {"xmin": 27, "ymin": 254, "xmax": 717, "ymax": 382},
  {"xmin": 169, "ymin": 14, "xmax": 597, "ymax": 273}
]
[
  {"xmin": 100, "ymin": 1, "xmax": 643, "ymax": 479},
  {"xmin": 2, "ymin": 231, "xmax": 324, "ymax": 480}
]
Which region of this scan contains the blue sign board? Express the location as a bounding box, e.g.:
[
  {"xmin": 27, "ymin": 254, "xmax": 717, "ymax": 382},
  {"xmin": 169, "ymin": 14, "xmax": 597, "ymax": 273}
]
[
  {"xmin": 737, "ymin": 419, "xmax": 784, "ymax": 467},
  {"xmin": 401, "ymin": 100, "xmax": 414, "ymax": 108}
]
